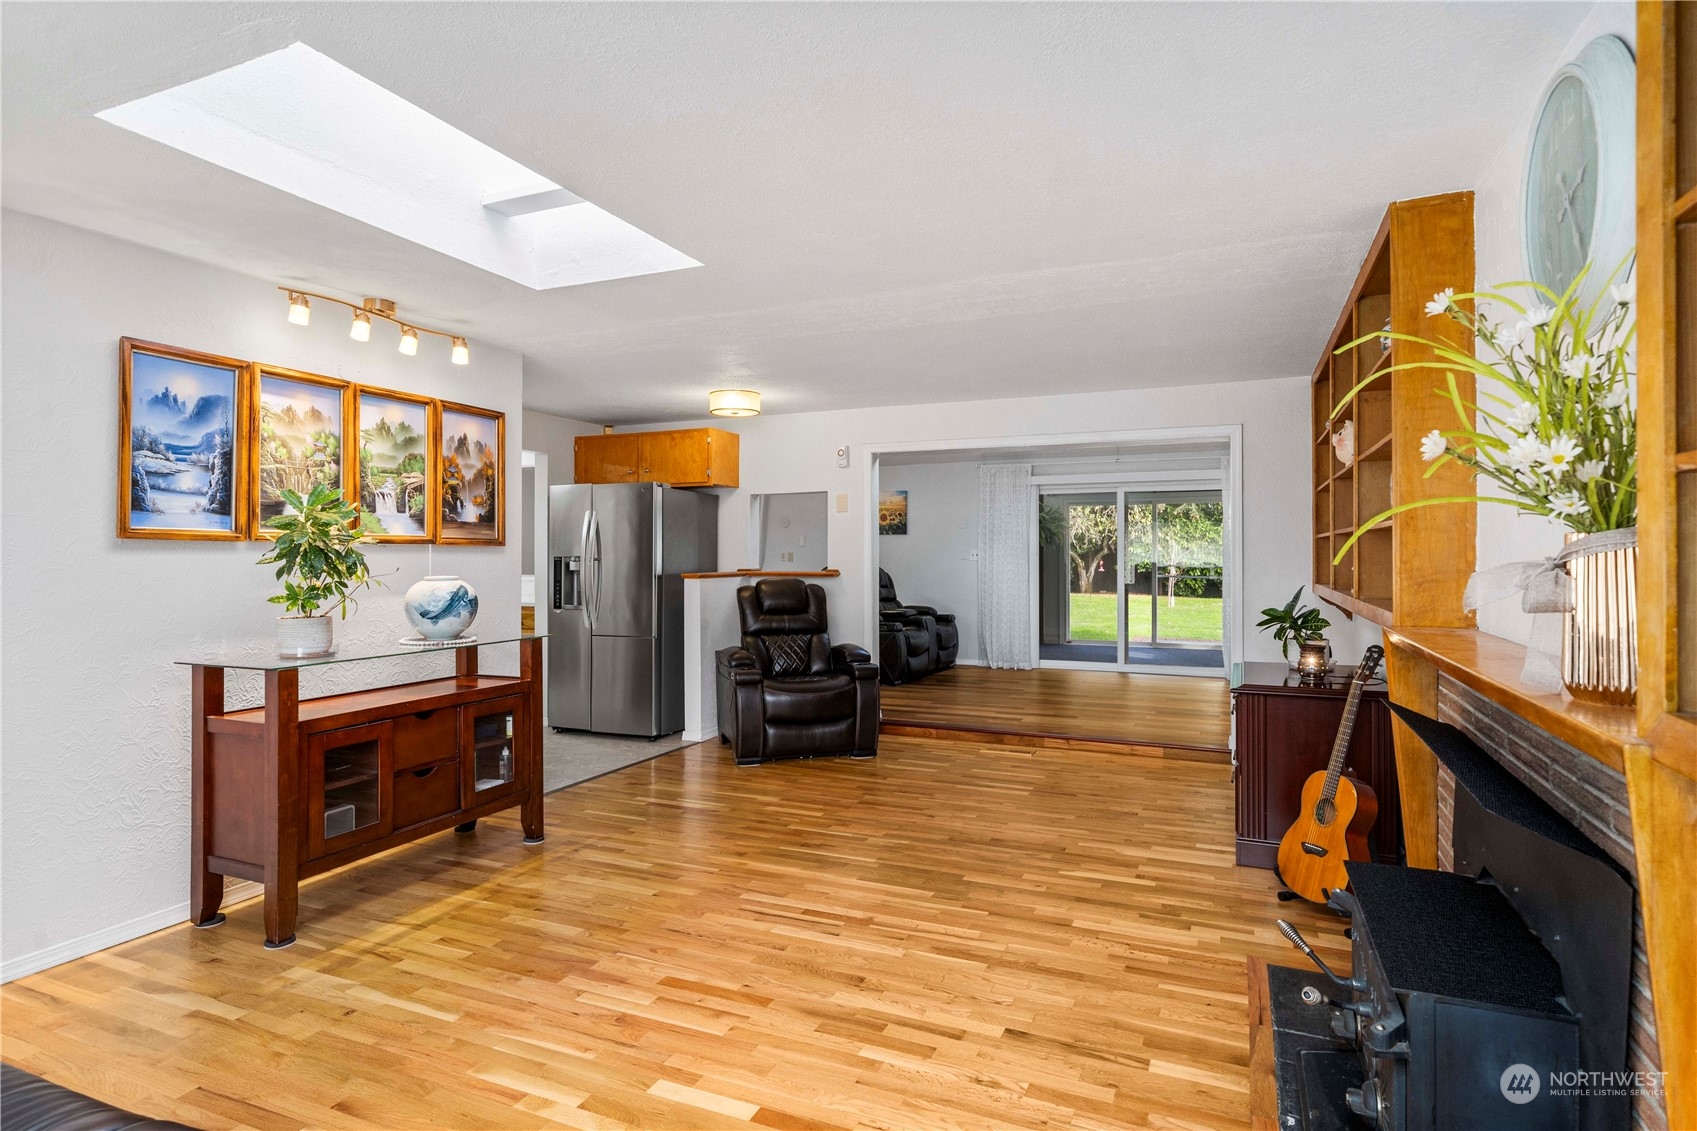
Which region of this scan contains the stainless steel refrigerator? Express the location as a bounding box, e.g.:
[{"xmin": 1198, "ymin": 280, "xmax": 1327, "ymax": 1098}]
[{"xmin": 547, "ymin": 483, "xmax": 718, "ymax": 736}]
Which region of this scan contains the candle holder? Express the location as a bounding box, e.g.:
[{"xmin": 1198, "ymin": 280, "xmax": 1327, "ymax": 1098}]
[{"xmin": 1296, "ymin": 638, "xmax": 1333, "ymax": 683}]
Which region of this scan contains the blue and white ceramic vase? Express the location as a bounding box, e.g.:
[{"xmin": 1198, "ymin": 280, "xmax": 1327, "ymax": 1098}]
[{"xmin": 403, "ymin": 575, "xmax": 479, "ymax": 640}]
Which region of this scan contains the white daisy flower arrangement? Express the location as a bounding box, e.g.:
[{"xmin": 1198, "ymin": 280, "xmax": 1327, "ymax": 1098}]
[{"xmin": 1329, "ymin": 261, "xmax": 1636, "ymax": 561}]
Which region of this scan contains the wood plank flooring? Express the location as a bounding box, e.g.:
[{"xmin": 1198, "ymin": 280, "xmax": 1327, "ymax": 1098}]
[
  {"xmin": 881, "ymin": 666, "xmax": 1230, "ymax": 760},
  {"xmin": 1, "ymin": 735, "xmax": 1347, "ymax": 1130}
]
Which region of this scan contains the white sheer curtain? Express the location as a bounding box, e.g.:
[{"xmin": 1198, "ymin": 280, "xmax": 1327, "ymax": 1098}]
[
  {"xmin": 747, "ymin": 494, "xmax": 766, "ymax": 568},
  {"xmin": 1218, "ymin": 449, "xmax": 1234, "ymax": 671},
  {"xmin": 978, "ymin": 463, "xmax": 1035, "ymax": 668}
]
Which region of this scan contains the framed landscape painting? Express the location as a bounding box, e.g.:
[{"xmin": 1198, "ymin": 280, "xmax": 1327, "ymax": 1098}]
[
  {"xmin": 438, "ymin": 402, "xmax": 505, "ymax": 544},
  {"xmin": 250, "ymin": 365, "xmax": 351, "ymax": 538},
  {"xmin": 119, "ymin": 338, "xmax": 249, "ymax": 540},
  {"xmin": 353, "ymin": 387, "xmax": 436, "ymax": 542}
]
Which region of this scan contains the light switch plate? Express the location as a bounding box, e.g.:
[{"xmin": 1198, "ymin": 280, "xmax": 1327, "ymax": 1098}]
[{"xmin": 835, "ymin": 494, "xmax": 848, "ymax": 513}]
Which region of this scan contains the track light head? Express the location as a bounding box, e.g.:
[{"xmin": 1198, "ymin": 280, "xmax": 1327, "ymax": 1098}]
[
  {"xmin": 398, "ymin": 326, "xmax": 419, "ymax": 356},
  {"xmin": 451, "ymin": 337, "xmax": 470, "ymax": 366},
  {"xmin": 287, "ymin": 292, "xmax": 310, "ymax": 326},
  {"xmin": 350, "ymin": 310, "xmax": 371, "ymax": 342}
]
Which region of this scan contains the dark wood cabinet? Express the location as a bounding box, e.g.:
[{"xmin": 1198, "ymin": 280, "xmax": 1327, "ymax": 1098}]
[
  {"xmin": 188, "ymin": 637, "xmax": 543, "ymax": 948},
  {"xmin": 1230, "ymin": 661, "xmax": 1402, "ymax": 870}
]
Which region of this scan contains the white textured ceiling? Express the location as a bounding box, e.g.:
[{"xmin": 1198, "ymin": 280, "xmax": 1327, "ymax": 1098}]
[{"xmin": 3, "ymin": 3, "xmax": 1593, "ymax": 423}]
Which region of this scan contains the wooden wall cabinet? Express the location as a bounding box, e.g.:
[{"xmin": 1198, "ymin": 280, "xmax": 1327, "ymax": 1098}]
[
  {"xmin": 1230, "ymin": 662, "xmax": 1402, "ymax": 869},
  {"xmin": 1310, "ymin": 193, "xmax": 1476, "ymax": 628},
  {"xmin": 187, "ymin": 638, "xmax": 543, "ymax": 948},
  {"xmin": 574, "ymin": 428, "xmax": 739, "ymax": 487}
]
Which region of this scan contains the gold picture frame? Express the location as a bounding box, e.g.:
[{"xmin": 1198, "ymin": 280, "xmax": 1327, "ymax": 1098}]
[
  {"xmin": 351, "ymin": 385, "xmax": 438, "ymax": 543},
  {"xmin": 118, "ymin": 338, "xmax": 251, "ymax": 540},
  {"xmin": 248, "ymin": 364, "xmax": 355, "ymax": 540},
  {"xmin": 437, "ymin": 401, "xmax": 505, "ymax": 545}
]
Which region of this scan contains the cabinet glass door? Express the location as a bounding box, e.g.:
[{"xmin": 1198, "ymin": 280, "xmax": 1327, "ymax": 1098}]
[
  {"xmin": 307, "ymin": 721, "xmax": 393, "ymax": 858},
  {"xmin": 463, "ymin": 697, "xmax": 523, "ymax": 806}
]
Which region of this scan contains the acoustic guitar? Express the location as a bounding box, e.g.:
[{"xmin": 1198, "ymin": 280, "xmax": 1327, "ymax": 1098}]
[{"xmin": 1275, "ymin": 645, "xmax": 1386, "ymax": 904}]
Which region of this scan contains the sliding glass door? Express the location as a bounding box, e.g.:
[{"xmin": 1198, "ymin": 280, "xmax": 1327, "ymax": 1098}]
[{"xmin": 1039, "ymin": 488, "xmax": 1224, "ymax": 671}]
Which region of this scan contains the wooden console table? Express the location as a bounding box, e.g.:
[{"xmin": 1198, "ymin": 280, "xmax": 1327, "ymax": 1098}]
[
  {"xmin": 1230, "ymin": 661, "xmax": 1401, "ymax": 869},
  {"xmin": 180, "ymin": 635, "xmax": 544, "ymax": 948}
]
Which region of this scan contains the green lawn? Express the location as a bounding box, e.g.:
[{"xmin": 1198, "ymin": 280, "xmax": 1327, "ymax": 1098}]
[{"xmin": 1068, "ymin": 592, "xmax": 1223, "ymax": 643}]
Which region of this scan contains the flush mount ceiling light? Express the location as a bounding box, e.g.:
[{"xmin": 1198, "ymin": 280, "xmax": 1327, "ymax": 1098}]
[
  {"xmin": 98, "ymin": 43, "xmax": 700, "ymax": 291},
  {"xmin": 285, "ymin": 289, "xmax": 469, "ymax": 365},
  {"xmin": 708, "ymin": 389, "xmax": 762, "ymax": 418}
]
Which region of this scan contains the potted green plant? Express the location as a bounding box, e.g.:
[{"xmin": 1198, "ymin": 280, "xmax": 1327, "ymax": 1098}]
[
  {"xmin": 257, "ymin": 484, "xmax": 380, "ymax": 657},
  {"xmin": 1257, "ymin": 587, "xmax": 1332, "ymax": 668}
]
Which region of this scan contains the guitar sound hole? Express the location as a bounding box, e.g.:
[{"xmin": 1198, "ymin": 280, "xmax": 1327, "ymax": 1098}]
[{"xmin": 1313, "ymin": 798, "xmax": 1337, "ymax": 827}]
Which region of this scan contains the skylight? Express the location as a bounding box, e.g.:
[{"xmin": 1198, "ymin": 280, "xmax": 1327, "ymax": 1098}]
[{"xmin": 97, "ymin": 43, "xmax": 700, "ymax": 290}]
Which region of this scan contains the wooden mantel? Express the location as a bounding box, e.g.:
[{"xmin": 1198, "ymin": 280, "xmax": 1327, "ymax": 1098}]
[{"xmin": 1385, "ymin": 627, "xmax": 1642, "ymax": 772}]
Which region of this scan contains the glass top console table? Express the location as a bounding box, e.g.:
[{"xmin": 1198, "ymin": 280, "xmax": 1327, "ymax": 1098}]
[{"xmin": 181, "ymin": 633, "xmax": 546, "ymax": 948}]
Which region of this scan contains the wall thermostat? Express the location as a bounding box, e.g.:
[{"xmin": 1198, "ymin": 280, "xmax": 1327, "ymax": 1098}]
[{"xmin": 835, "ymin": 445, "xmax": 850, "ymax": 468}]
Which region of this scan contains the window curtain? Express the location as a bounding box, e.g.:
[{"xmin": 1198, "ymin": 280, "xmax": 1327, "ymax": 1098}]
[
  {"xmin": 747, "ymin": 494, "xmax": 766, "ymax": 568},
  {"xmin": 978, "ymin": 463, "xmax": 1035, "ymax": 668},
  {"xmin": 1218, "ymin": 450, "xmax": 1234, "ymax": 671}
]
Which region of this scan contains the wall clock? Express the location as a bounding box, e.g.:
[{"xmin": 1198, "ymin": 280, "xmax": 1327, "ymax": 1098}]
[{"xmin": 1522, "ymin": 35, "xmax": 1636, "ymax": 314}]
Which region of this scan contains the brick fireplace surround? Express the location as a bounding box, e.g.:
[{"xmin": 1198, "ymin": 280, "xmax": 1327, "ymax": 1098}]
[{"xmin": 1435, "ymin": 676, "xmax": 1667, "ymax": 1131}]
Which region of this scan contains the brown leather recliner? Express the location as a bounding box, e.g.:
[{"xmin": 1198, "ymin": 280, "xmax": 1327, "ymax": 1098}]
[{"xmin": 715, "ymin": 578, "xmax": 879, "ymax": 766}]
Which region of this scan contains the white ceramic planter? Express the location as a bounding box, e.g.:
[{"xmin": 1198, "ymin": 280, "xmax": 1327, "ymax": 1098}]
[
  {"xmin": 403, "ymin": 575, "xmax": 479, "ymax": 640},
  {"xmin": 277, "ymin": 614, "xmax": 334, "ymax": 658}
]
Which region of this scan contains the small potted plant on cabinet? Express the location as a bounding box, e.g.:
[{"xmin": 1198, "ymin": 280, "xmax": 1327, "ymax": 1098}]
[
  {"xmin": 258, "ymin": 484, "xmax": 379, "ymax": 657},
  {"xmin": 1257, "ymin": 587, "xmax": 1332, "ymax": 671}
]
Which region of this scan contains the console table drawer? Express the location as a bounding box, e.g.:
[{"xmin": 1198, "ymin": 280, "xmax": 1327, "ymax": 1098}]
[
  {"xmin": 394, "ymin": 708, "xmax": 457, "ymax": 771},
  {"xmin": 392, "ymin": 760, "xmax": 460, "ymax": 829}
]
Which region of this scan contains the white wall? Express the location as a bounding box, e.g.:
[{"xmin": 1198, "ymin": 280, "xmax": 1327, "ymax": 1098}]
[
  {"xmin": 626, "ymin": 375, "xmax": 1383, "ymax": 669},
  {"xmin": 1471, "ymin": 2, "xmax": 1635, "ymax": 644},
  {"xmin": 0, "ymin": 210, "xmax": 525, "ymax": 979},
  {"xmin": 758, "ymin": 491, "xmax": 829, "ymax": 570},
  {"xmin": 521, "ymin": 408, "xmax": 601, "ymax": 487},
  {"xmin": 877, "ymin": 461, "xmax": 981, "ymax": 662}
]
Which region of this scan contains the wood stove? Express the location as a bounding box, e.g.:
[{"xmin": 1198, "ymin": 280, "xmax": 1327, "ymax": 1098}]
[{"xmin": 1265, "ymin": 706, "xmax": 1635, "ymax": 1131}]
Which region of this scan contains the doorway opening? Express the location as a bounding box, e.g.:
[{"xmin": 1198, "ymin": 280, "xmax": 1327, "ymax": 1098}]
[{"xmin": 1038, "ymin": 489, "xmax": 1224, "ymax": 671}]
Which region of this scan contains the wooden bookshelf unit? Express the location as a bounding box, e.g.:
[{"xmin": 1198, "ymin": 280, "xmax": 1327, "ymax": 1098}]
[
  {"xmin": 182, "ymin": 636, "xmax": 544, "ymax": 948},
  {"xmin": 1310, "ymin": 193, "xmax": 1477, "ymax": 628}
]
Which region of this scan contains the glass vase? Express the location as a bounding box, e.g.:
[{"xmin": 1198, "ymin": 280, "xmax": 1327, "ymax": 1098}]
[{"xmin": 1561, "ymin": 529, "xmax": 1637, "ymax": 706}]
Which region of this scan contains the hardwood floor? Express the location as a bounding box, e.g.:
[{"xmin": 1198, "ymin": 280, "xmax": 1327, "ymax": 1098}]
[
  {"xmin": 881, "ymin": 666, "xmax": 1230, "ymax": 760},
  {"xmin": 1, "ymin": 736, "xmax": 1346, "ymax": 1130}
]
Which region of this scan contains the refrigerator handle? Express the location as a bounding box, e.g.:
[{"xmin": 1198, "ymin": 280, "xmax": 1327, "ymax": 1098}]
[
  {"xmin": 588, "ymin": 509, "xmax": 603, "ymax": 626},
  {"xmin": 580, "ymin": 509, "xmax": 596, "ymax": 629}
]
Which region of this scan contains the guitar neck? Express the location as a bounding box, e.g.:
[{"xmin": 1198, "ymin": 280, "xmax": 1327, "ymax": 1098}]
[{"xmin": 1321, "ymin": 678, "xmax": 1368, "ymax": 801}]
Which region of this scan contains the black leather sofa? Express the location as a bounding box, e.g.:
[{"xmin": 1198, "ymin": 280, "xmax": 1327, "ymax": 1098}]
[
  {"xmin": 715, "ymin": 578, "xmax": 879, "ymax": 765},
  {"xmin": 877, "ymin": 569, "xmax": 959, "ymax": 683},
  {"xmin": 2, "ymin": 1064, "xmax": 193, "ymax": 1130}
]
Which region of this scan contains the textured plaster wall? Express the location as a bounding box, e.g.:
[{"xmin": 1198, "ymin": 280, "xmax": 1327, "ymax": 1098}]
[
  {"xmin": 1470, "ymin": 2, "xmax": 1635, "ymax": 644},
  {"xmin": 0, "ymin": 211, "xmax": 524, "ymax": 978}
]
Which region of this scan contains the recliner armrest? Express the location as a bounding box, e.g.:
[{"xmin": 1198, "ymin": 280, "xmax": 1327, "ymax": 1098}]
[
  {"xmin": 831, "ymin": 643, "xmax": 879, "ymax": 680},
  {"xmin": 904, "ymin": 604, "xmax": 955, "ymax": 625},
  {"xmin": 716, "ymin": 647, "xmax": 763, "ymax": 684}
]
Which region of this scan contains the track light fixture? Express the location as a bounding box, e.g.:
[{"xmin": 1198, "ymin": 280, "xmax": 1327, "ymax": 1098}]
[{"xmin": 279, "ymin": 287, "xmax": 470, "ymax": 366}]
